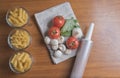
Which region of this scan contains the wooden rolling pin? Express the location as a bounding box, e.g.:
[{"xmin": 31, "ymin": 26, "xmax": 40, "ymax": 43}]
[{"xmin": 70, "ymin": 23, "xmax": 95, "ymax": 78}]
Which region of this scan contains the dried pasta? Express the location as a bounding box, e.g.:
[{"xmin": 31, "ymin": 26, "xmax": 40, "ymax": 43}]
[
  {"xmin": 10, "ymin": 52, "xmax": 32, "ymax": 72},
  {"xmin": 10, "ymin": 29, "xmax": 30, "ymax": 49},
  {"xmin": 8, "ymin": 8, "xmax": 28, "ymax": 27}
]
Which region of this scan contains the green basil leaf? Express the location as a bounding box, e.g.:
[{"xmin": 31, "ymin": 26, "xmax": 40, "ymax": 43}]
[{"xmin": 60, "ymin": 18, "xmax": 80, "ymax": 37}]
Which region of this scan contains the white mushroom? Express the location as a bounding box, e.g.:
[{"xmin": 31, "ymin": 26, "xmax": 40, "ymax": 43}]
[
  {"xmin": 72, "ymin": 28, "xmax": 83, "ymax": 39},
  {"xmin": 54, "ymin": 50, "xmax": 63, "ymax": 58},
  {"xmin": 51, "ymin": 45, "xmax": 58, "ymax": 51},
  {"xmin": 58, "ymin": 36, "xmax": 65, "ymax": 43},
  {"xmin": 58, "ymin": 44, "xmax": 66, "ymax": 52},
  {"xmin": 64, "ymin": 49, "xmax": 72, "ymax": 55},
  {"xmin": 44, "ymin": 36, "xmax": 51, "ymax": 44},
  {"xmin": 50, "ymin": 39, "xmax": 58, "ymax": 46}
]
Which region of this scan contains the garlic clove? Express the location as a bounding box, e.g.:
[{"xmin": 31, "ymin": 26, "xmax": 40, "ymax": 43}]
[
  {"xmin": 54, "ymin": 50, "xmax": 63, "ymax": 58},
  {"xmin": 64, "ymin": 49, "xmax": 72, "ymax": 55},
  {"xmin": 51, "ymin": 45, "xmax": 58, "ymax": 51},
  {"xmin": 58, "ymin": 36, "xmax": 65, "ymax": 43},
  {"xmin": 58, "ymin": 44, "xmax": 66, "ymax": 52},
  {"xmin": 44, "ymin": 36, "xmax": 51, "ymax": 44},
  {"xmin": 50, "ymin": 39, "xmax": 58, "ymax": 46},
  {"xmin": 72, "ymin": 28, "xmax": 83, "ymax": 39}
]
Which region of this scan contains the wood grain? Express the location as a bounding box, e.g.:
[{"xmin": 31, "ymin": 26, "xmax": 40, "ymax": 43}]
[{"xmin": 1, "ymin": 0, "xmax": 120, "ymax": 78}]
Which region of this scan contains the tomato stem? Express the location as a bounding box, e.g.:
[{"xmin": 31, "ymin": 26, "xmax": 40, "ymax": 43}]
[
  {"xmin": 52, "ymin": 30, "xmax": 57, "ymax": 35},
  {"xmin": 70, "ymin": 41, "xmax": 75, "ymax": 46}
]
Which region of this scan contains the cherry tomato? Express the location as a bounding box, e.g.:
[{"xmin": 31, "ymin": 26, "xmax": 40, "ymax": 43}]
[
  {"xmin": 66, "ymin": 36, "xmax": 79, "ymax": 49},
  {"xmin": 53, "ymin": 16, "xmax": 65, "ymax": 28},
  {"xmin": 48, "ymin": 26, "xmax": 60, "ymax": 39}
]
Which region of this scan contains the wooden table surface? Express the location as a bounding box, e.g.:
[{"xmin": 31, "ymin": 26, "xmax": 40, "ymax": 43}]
[{"xmin": 1, "ymin": 0, "xmax": 120, "ymax": 78}]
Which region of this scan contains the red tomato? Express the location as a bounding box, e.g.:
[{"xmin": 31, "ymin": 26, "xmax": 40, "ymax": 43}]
[
  {"xmin": 48, "ymin": 26, "xmax": 60, "ymax": 39},
  {"xmin": 53, "ymin": 16, "xmax": 65, "ymax": 28},
  {"xmin": 66, "ymin": 36, "xmax": 79, "ymax": 49}
]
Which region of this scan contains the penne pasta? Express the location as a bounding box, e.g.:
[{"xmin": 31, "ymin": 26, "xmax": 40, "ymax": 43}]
[
  {"xmin": 10, "ymin": 52, "xmax": 32, "ymax": 72},
  {"xmin": 10, "ymin": 29, "xmax": 30, "ymax": 49},
  {"xmin": 8, "ymin": 7, "xmax": 28, "ymax": 27},
  {"xmin": 11, "ymin": 54, "xmax": 17, "ymax": 64},
  {"xmin": 13, "ymin": 60, "xmax": 17, "ymax": 68},
  {"xmin": 18, "ymin": 52, "xmax": 25, "ymax": 61},
  {"xmin": 21, "ymin": 54, "xmax": 28, "ymax": 63},
  {"xmin": 18, "ymin": 16, "xmax": 25, "ymax": 24},
  {"xmin": 13, "ymin": 8, "xmax": 18, "ymax": 13}
]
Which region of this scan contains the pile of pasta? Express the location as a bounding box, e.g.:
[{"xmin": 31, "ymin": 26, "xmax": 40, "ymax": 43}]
[
  {"xmin": 8, "ymin": 8, "xmax": 28, "ymax": 27},
  {"xmin": 10, "ymin": 52, "xmax": 32, "ymax": 72},
  {"xmin": 10, "ymin": 29, "xmax": 30, "ymax": 49}
]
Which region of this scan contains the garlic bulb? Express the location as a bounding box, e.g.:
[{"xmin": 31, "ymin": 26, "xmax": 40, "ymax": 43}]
[
  {"xmin": 54, "ymin": 50, "xmax": 63, "ymax": 58},
  {"xmin": 58, "ymin": 36, "xmax": 65, "ymax": 43},
  {"xmin": 44, "ymin": 36, "xmax": 51, "ymax": 44},
  {"xmin": 72, "ymin": 28, "xmax": 83, "ymax": 39},
  {"xmin": 58, "ymin": 44, "xmax": 66, "ymax": 52},
  {"xmin": 51, "ymin": 45, "xmax": 58, "ymax": 50},
  {"xmin": 50, "ymin": 39, "xmax": 58, "ymax": 46},
  {"xmin": 64, "ymin": 49, "xmax": 72, "ymax": 55}
]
